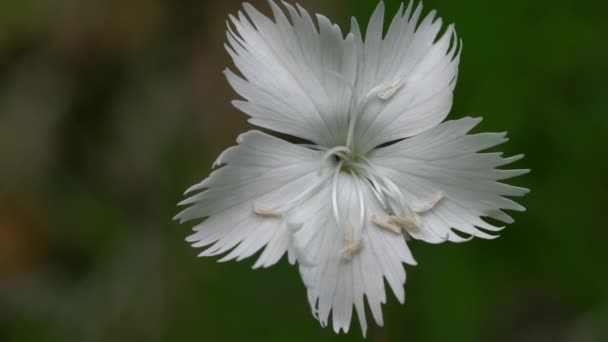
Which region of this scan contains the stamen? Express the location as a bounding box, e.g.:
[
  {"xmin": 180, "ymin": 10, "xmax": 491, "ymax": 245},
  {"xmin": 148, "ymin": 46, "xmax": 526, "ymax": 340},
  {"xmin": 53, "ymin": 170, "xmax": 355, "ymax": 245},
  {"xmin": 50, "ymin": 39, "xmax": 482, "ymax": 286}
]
[
  {"xmin": 345, "ymin": 113, "xmax": 358, "ymax": 152},
  {"xmin": 252, "ymin": 204, "xmax": 282, "ymax": 218},
  {"xmin": 389, "ymin": 214, "xmax": 423, "ymax": 233},
  {"xmin": 350, "ymin": 171, "xmax": 366, "ymax": 229},
  {"xmin": 252, "ymin": 172, "xmax": 333, "ymax": 220},
  {"xmin": 326, "ymin": 70, "xmax": 355, "ymax": 95},
  {"xmin": 372, "ymin": 215, "xmax": 401, "ymax": 234},
  {"xmin": 375, "ymin": 78, "xmax": 406, "ymax": 100},
  {"xmin": 341, "ymin": 224, "xmax": 363, "ymax": 261},
  {"xmin": 382, "ymin": 178, "xmax": 408, "ymax": 211},
  {"xmin": 341, "ymin": 239, "xmax": 363, "ymax": 261},
  {"xmin": 356, "ymin": 157, "xmax": 405, "ymax": 213},
  {"xmin": 413, "ymin": 192, "xmax": 445, "ymax": 213},
  {"xmin": 351, "ymin": 162, "xmax": 390, "ymax": 210},
  {"xmin": 326, "ymin": 70, "xmax": 360, "ymax": 153},
  {"xmin": 331, "ymin": 161, "xmax": 345, "ymax": 228}
]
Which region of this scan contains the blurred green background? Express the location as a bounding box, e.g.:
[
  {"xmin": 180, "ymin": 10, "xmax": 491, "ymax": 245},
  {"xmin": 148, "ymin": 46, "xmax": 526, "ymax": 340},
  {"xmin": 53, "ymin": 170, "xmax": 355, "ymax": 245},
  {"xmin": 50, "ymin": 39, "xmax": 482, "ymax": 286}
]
[{"xmin": 0, "ymin": 0, "xmax": 606, "ymax": 341}]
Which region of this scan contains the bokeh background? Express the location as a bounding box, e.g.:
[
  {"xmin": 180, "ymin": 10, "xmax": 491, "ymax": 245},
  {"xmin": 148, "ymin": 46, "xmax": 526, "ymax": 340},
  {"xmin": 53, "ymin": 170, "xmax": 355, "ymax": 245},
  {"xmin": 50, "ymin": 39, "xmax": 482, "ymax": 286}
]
[{"xmin": 1, "ymin": 0, "xmax": 606, "ymax": 341}]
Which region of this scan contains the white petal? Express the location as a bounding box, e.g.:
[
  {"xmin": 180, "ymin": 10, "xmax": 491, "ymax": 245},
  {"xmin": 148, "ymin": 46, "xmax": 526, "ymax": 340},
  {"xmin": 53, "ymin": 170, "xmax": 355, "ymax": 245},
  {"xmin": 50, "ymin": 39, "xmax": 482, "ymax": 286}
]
[
  {"xmin": 290, "ymin": 173, "xmax": 416, "ymax": 336},
  {"xmin": 225, "ymin": 1, "xmax": 356, "ymax": 146},
  {"xmin": 369, "ymin": 117, "xmax": 529, "ymax": 243},
  {"xmin": 175, "ymin": 130, "xmax": 325, "ymax": 268},
  {"xmin": 351, "ymin": 2, "xmax": 461, "ymax": 153}
]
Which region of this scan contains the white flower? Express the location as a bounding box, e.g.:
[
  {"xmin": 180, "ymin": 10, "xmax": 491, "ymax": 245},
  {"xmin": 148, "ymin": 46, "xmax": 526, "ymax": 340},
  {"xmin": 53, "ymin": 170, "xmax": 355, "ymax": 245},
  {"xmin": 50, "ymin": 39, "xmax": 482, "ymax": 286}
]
[{"xmin": 175, "ymin": 0, "xmax": 529, "ymax": 336}]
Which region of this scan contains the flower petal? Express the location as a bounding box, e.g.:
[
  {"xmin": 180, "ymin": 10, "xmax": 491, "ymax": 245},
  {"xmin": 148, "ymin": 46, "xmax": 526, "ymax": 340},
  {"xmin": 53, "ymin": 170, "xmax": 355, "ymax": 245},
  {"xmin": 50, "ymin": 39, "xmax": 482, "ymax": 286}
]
[
  {"xmin": 289, "ymin": 173, "xmax": 416, "ymax": 336},
  {"xmin": 175, "ymin": 130, "xmax": 326, "ymax": 268},
  {"xmin": 225, "ymin": 1, "xmax": 356, "ymax": 146},
  {"xmin": 369, "ymin": 117, "xmax": 529, "ymax": 243},
  {"xmin": 351, "ymin": 2, "xmax": 461, "ymax": 153}
]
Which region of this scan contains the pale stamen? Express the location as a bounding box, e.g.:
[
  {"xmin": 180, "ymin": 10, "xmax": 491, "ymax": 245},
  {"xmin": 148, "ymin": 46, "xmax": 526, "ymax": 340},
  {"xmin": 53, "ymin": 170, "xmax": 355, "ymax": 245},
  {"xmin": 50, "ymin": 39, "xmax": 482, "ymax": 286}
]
[
  {"xmin": 352, "ymin": 158, "xmax": 449, "ymax": 241},
  {"xmin": 372, "ymin": 215, "xmax": 401, "ymax": 234},
  {"xmin": 351, "ymin": 162, "xmax": 390, "ymax": 210},
  {"xmin": 345, "ymin": 112, "xmax": 358, "ymax": 152},
  {"xmin": 413, "ymin": 192, "xmax": 445, "ymax": 213},
  {"xmin": 252, "ymin": 171, "xmax": 333, "ymax": 219},
  {"xmin": 389, "ymin": 214, "xmax": 423, "ymax": 233},
  {"xmin": 326, "ymin": 69, "xmax": 359, "ymax": 153},
  {"xmin": 382, "ymin": 178, "xmax": 409, "ymax": 213},
  {"xmin": 358, "ymin": 156, "xmax": 408, "ymax": 211},
  {"xmin": 341, "ymin": 224, "xmax": 363, "ymax": 261},
  {"xmin": 375, "ymin": 78, "xmax": 406, "ymax": 100},
  {"xmin": 280, "ymin": 173, "xmax": 333, "ymax": 213},
  {"xmin": 331, "ymin": 161, "xmax": 345, "ymax": 228},
  {"xmin": 252, "ymin": 204, "xmax": 282, "ymax": 218},
  {"xmin": 350, "ymin": 170, "xmax": 366, "ymax": 229},
  {"xmin": 362, "ymin": 76, "xmax": 407, "ymax": 103},
  {"xmin": 341, "ymin": 239, "xmax": 363, "ymax": 261}
]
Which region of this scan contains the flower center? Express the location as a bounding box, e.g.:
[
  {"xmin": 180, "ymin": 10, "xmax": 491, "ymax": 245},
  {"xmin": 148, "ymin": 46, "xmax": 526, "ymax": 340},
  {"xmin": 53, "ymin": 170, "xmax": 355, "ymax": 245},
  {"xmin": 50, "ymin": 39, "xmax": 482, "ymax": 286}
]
[
  {"xmin": 319, "ymin": 145, "xmax": 363, "ymax": 175},
  {"xmin": 250, "ymin": 139, "xmax": 448, "ymax": 261},
  {"xmin": 250, "ymin": 74, "xmax": 447, "ymax": 262},
  {"xmin": 321, "ymin": 149, "xmax": 451, "ymax": 259}
]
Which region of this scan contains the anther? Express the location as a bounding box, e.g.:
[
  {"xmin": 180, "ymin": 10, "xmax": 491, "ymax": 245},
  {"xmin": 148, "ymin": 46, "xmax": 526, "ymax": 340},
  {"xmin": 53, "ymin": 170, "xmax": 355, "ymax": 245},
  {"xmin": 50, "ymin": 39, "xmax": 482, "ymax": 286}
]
[
  {"xmin": 372, "ymin": 215, "xmax": 402, "ymax": 234},
  {"xmin": 341, "ymin": 240, "xmax": 363, "ymax": 261},
  {"xmin": 252, "ymin": 204, "xmax": 282, "ymax": 218},
  {"xmin": 388, "ymin": 214, "xmax": 423, "ymax": 233},
  {"xmin": 413, "ymin": 192, "xmax": 445, "ymax": 213},
  {"xmin": 376, "ymin": 78, "xmax": 406, "ymax": 100},
  {"xmin": 341, "ymin": 224, "xmax": 363, "ymax": 261}
]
